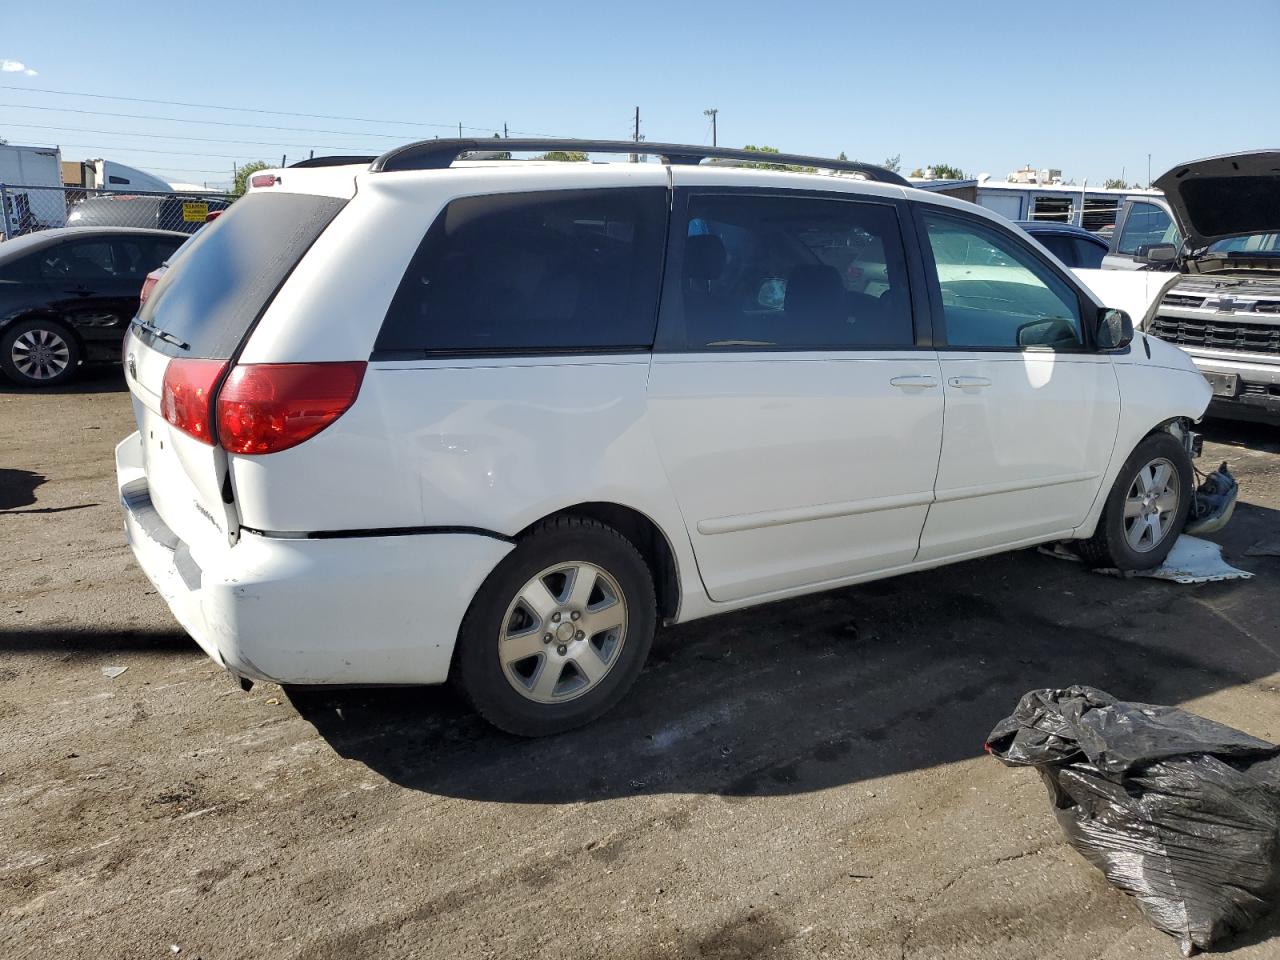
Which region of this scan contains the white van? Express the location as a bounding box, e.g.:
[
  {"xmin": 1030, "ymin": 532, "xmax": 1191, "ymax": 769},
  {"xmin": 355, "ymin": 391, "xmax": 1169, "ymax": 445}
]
[{"xmin": 117, "ymin": 140, "xmax": 1211, "ymax": 735}]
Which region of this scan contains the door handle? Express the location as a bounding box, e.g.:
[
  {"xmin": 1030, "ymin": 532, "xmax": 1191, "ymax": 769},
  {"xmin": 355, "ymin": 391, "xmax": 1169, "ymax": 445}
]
[
  {"xmin": 947, "ymin": 376, "xmax": 992, "ymax": 389},
  {"xmin": 889, "ymin": 375, "xmax": 939, "ymax": 389}
]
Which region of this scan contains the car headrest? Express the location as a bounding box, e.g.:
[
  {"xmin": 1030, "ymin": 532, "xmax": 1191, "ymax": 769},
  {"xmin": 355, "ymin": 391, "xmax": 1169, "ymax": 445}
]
[
  {"xmin": 784, "ymin": 264, "xmax": 844, "ymax": 321},
  {"xmin": 684, "ymin": 234, "xmax": 727, "ymax": 282}
]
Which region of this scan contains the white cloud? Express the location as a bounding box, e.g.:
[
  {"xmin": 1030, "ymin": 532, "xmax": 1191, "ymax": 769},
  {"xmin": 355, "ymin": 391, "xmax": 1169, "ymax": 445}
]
[{"xmin": 1, "ymin": 59, "xmax": 38, "ymax": 76}]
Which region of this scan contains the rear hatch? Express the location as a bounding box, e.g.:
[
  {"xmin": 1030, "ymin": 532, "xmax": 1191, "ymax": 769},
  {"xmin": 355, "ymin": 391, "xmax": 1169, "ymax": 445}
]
[{"xmin": 123, "ymin": 187, "xmax": 349, "ymax": 555}]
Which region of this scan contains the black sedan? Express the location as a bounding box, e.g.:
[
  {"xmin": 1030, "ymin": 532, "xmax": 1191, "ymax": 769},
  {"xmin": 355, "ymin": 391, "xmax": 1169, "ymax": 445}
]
[
  {"xmin": 0, "ymin": 227, "xmax": 185, "ymax": 386},
  {"xmin": 1014, "ymin": 221, "xmax": 1110, "ymax": 270}
]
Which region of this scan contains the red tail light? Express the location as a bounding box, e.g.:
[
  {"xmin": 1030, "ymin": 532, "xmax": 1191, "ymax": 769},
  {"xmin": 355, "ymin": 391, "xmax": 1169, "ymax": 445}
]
[
  {"xmin": 216, "ymin": 362, "xmax": 366, "ymax": 455},
  {"xmin": 139, "ymin": 268, "xmax": 164, "ymax": 305},
  {"xmin": 250, "ymin": 174, "xmax": 278, "ymax": 188},
  {"xmin": 204, "ymin": 210, "xmax": 223, "ymax": 222},
  {"xmin": 161, "ymin": 358, "xmax": 228, "ymax": 445}
]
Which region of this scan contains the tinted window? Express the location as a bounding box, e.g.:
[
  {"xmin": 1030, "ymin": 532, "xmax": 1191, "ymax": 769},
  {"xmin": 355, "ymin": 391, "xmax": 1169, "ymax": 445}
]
[
  {"xmin": 109, "ymin": 238, "xmax": 170, "ymax": 279},
  {"xmin": 1072, "ymin": 236, "xmax": 1106, "ymax": 269},
  {"xmin": 1036, "ymin": 233, "xmax": 1078, "ymax": 266},
  {"xmin": 138, "ymin": 192, "xmax": 346, "ymax": 359},
  {"xmin": 40, "ymin": 240, "xmax": 116, "ymax": 281},
  {"xmin": 377, "ymin": 188, "xmax": 667, "ymax": 355},
  {"xmin": 1117, "ymin": 202, "xmax": 1180, "ymax": 254},
  {"xmin": 923, "ymin": 212, "xmax": 1082, "ymax": 349},
  {"xmin": 674, "ymin": 193, "xmax": 914, "ymax": 350}
]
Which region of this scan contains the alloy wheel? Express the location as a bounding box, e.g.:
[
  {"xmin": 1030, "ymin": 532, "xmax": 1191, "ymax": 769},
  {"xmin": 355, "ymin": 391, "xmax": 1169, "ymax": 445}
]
[
  {"xmin": 11, "ymin": 328, "xmax": 72, "ymax": 381},
  {"xmin": 1123, "ymin": 456, "xmax": 1180, "ymax": 553},
  {"xmin": 498, "ymin": 561, "xmax": 629, "ymax": 704}
]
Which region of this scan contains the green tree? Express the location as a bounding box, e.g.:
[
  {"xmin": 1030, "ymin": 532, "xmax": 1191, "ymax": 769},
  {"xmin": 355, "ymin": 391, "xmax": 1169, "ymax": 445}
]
[
  {"xmin": 882, "ymin": 153, "xmax": 901, "ymax": 173},
  {"xmin": 740, "ymin": 145, "xmax": 815, "ymax": 173},
  {"xmin": 1104, "ymin": 177, "xmax": 1127, "ymax": 189},
  {"xmin": 909, "ymin": 167, "xmax": 925, "ymax": 178},
  {"xmin": 230, "ymin": 160, "xmax": 272, "ymax": 198},
  {"xmin": 837, "ymin": 151, "xmax": 848, "ymax": 161},
  {"xmin": 535, "ymin": 151, "xmax": 589, "ymax": 162},
  {"xmin": 930, "ymin": 163, "xmax": 965, "ymax": 180}
]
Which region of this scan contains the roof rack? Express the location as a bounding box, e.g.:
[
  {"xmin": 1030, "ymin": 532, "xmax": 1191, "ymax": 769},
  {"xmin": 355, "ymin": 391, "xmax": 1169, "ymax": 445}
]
[
  {"xmin": 289, "ymin": 155, "xmax": 377, "ymax": 168},
  {"xmin": 369, "ymin": 139, "xmax": 911, "ymax": 187}
]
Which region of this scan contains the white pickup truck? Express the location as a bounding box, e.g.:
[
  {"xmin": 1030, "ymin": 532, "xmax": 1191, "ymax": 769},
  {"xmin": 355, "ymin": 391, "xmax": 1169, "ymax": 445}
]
[{"xmin": 1073, "ymin": 151, "xmax": 1280, "ymax": 424}]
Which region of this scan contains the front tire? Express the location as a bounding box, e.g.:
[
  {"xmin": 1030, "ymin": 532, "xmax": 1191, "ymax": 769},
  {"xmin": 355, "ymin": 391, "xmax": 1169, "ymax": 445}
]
[
  {"xmin": 1079, "ymin": 431, "xmax": 1192, "ymax": 571},
  {"xmin": 1, "ymin": 318, "xmax": 81, "ymax": 387},
  {"xmin": 454, "ymin": 516, "xmax": 657, "ymax": 736}
]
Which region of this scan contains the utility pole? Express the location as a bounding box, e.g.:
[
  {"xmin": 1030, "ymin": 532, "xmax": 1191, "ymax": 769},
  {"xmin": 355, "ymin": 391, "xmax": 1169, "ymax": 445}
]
[
  {"xmin": 281, "ymin": 154, "xmax": 287, "ymax": 167},
  {"xmin": 503, "ymin": 122, "xmax": 508, "ymax": 138},
  {"xmin": 631, "ymin": 106, "xmax": 641, "ymax": 163},
  {"xmin": 1147, "ymin": 153, "xmax": 1152, "ymax": 189},
  {"xmin": 459, "ymin": 122, "xmax": 463, "ymax": 138},
  {"xmin": 703, "ymin": 108, "xmax": 718, "ymax": 146}
]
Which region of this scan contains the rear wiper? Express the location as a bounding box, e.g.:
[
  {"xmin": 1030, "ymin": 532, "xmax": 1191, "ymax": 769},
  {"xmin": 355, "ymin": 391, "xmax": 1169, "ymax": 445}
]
[{"xmin": 131, "ymin": 318, "xmax": 189, "ymax": 351}]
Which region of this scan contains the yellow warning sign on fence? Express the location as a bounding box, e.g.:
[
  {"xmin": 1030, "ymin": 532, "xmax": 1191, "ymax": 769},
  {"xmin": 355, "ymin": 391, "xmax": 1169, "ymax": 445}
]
[{"xmin": 182, "ymin": 201, "xmax": 209, "ymax": 223}]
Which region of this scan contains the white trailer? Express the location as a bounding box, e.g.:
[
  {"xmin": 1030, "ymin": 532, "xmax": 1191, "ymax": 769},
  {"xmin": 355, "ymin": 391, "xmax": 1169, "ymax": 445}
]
[{"xmin": 0, "ymin": 143, "xmax": 67, "ymax": 238}]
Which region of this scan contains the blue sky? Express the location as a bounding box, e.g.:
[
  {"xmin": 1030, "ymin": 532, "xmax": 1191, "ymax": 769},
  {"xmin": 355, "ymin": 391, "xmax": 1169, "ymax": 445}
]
[{"xmin": 3, "ymin": 0, "xmax": 1277, "ymax": 188}]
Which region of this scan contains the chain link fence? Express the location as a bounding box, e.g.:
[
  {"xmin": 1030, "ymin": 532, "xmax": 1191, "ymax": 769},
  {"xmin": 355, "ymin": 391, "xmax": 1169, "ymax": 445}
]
[{"xmin": 1, "ymin": 183, "xmax": 233, "ymax": 241}]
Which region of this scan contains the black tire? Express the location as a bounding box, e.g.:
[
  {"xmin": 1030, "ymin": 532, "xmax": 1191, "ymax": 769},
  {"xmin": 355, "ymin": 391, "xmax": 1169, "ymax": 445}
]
[
  {"xmin": 1079, "ymin": 431, "xmax": 1193, "ymax": 571},
  {"xmin": 0, "ymin": 317, "xmax": 81, "ymax": 387},
  {"xmin": 454, "ymin": 516, "xmax": 657, "ymax": 737}
]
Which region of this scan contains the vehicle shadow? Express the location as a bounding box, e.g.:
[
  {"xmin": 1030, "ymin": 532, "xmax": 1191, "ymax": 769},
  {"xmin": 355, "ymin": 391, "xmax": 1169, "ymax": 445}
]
[
  {"xmin": 293, "ymin": 507, "xmax": 1280, "ymax": 804},
  {"xmin": 0, "ymin": 468, "xmax": 44, "ymax": 509},
  {"xmin": 0, "ymin": 626, "xmax": 193, "ymax": 655},
  {"xmin": 1200, "ymin": 417, "xmax": 1280, "ymax": 455},
  {"xmin": 0, "ymin": 363, "xmax": 127, "ymax": 395}
]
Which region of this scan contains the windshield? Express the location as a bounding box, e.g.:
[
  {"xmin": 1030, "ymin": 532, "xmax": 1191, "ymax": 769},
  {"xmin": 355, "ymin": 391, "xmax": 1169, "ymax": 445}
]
[{"xmin": 1209, "ymin": 233, "xmax": 1280, "ymax": 254}]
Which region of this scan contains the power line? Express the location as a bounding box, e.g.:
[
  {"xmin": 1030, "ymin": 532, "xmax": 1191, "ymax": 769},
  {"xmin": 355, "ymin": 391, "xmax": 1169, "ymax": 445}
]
[
  {"xmin": 0, "ymin": 101, "xmax": 480, "ymax": 140},
  {"xmin": 42, "ymin": 141, "xmax": 289, "ymax": 162},
  {"xmin": 0, "ymin": 120, "xmax": 368, "ymax": 152},
  {"xmin": 0, "ymin": 84, "xmax": 568, "ymax": 139},
  {"xmin": 0, "ymin": 83, "xmax": 493, "ymax": 131}
]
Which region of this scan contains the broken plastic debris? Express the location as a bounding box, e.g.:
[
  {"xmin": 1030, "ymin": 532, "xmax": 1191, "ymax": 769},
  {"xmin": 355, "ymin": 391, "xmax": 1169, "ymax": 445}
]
[
  {"xmin": 1042, "ymin": 536, "xmax": 1253, "ymax": 584},
  {"xmin": 1096, "ymin": 536, "xmax": 1253, "ymax": 584},
  {"xmin": 101, "ymin": 666, "xmax": 128, "ymax": 679},
  {"xmin": 1184, "ymin": 463, "xmax": 1239, "ymax": 537}
]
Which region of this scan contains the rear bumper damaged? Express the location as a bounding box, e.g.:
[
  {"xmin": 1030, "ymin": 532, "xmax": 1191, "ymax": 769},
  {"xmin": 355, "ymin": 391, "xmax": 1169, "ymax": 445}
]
[{"xmin": 116, "ymin": 431, "xmax": 512, "ymax": 686}]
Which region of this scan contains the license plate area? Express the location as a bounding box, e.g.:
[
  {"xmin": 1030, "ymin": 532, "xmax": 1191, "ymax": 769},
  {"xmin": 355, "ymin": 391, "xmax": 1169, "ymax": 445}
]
[{"xmin": 1204, "ymin": 372, "xmax": 1239, "ymax": 397}]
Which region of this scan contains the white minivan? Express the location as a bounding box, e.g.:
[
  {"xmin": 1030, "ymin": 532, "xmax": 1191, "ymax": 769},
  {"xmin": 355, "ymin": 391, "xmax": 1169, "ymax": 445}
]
[{"xmin": 118, "ymin": 140, "xmax": 1212, "ymax": 735}]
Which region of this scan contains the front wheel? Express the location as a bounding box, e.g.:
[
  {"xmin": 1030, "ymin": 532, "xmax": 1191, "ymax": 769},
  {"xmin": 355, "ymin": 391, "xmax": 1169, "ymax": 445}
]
[
  {"xmin": 454, "ymin": 516, "xmax": 657, "ymax": 736},
  {"xmin": 1079, "ymin": 431, "xmax": 1192, "ymax": 571}
]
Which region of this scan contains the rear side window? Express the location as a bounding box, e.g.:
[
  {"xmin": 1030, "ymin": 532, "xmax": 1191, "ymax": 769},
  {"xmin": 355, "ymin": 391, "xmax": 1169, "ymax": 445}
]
[
  {"xmin": 138, "ymin": 192, "xmax": 346, "ymax": 358},
  {"xmin": 671, "ymin": 192, "xmax": 915, "ymax": 350},
  {"xmin": 375, "ymin": 188, "xmax": 667, "ymax": 356}
]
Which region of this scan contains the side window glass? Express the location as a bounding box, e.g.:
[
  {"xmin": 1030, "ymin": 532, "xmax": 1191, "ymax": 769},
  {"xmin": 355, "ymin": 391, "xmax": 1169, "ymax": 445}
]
[
  {"xmin": 677, "ymin": 193, "xmax": 914, "ymax": 350},
  {"xmin": 40, "ymin": 240, "xmax": 116, "ymax": 281},
  {"xmin": 110, "ymin": 239, "xmax": 150, "ymax": 279},
  {"xmin": 377, "ymin": 188, "xmax": 667, "ymax": 354},
  {"xmin": 923, "ymin": 212, "xmax": 1083, "ymax": 349},
  {"xmin": 1073, "ymin": 237, "xmax": 1106, "ymax": 270},
  {"xmin": 1118, "ymin": 202, "xmax": 1182, "ymax": 254},
  {"xmin": 1036, "ymin": 234, "xmax": 1077, "ymax": 266}
]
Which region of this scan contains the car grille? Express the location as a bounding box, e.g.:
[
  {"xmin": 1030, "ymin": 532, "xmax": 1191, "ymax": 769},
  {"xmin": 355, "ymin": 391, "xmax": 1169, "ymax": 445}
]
[
  {"xmin": 1149, "ymin": 316, "xmax": 1280, "ymax": 354},
  {"xmin": 1161, "ymin": 293, "xmax": 1207, "ymax": 308}
]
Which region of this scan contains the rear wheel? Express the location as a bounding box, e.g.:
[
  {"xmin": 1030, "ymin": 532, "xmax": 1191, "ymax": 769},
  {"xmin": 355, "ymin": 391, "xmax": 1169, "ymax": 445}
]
[
  {"xmin": 1, "ymin": 318, "xmax": 80, "ymax": 387},
  {"xmin": 1079, "ymin": 431, "xmax": 1192, "ymax": 571},
  {"xmin": 454, "ymin": 516, "xmax": 657, "ymax": 736}
]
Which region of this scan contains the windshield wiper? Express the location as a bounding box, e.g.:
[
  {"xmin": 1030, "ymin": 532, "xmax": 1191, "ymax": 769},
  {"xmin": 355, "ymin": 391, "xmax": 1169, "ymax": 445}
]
[{"xmin": 131, "ymin": 318, "xmax": 189, "ymax": 351}]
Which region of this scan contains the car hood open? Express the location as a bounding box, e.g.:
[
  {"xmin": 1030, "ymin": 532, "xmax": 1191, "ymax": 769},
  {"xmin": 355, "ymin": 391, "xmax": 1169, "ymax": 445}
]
[{"xmin": 1154, "ymin": 151, "xmax": 1280, "ymax": 251}]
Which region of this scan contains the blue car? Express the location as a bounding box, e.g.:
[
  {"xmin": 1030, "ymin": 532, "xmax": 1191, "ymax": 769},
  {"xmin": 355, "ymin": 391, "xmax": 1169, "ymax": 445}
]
[{"xmin": 1015, "ymin": 221, "xmax": 1109, "ymax": 270}]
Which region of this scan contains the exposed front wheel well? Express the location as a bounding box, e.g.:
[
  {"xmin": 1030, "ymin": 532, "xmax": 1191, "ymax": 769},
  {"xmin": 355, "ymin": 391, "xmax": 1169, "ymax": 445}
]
[{"xmin": 519, "ymin": 503, "xmax": 681, "ymax": 623}]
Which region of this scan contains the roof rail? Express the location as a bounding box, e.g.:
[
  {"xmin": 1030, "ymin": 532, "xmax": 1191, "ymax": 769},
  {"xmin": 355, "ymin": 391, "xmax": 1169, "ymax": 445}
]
[
  {"xmin": 289, "ymin": 155, "xmax": 377, "ymax": 168},
  {"xmin": 369, "ymin": 139, "xmax": 911, "ymax": 187}
]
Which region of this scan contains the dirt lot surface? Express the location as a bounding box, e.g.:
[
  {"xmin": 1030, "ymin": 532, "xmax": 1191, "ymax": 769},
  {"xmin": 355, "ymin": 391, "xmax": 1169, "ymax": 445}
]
[{"xmin": 3, "ymin": 367, "xmax": 1280, "ymax": 960}]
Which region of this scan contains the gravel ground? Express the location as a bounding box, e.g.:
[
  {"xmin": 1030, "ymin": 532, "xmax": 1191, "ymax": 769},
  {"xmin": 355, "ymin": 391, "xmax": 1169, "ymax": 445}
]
[{"xmin": 3, "ymin": 366, "xmax": 1279, "ymax": 960}]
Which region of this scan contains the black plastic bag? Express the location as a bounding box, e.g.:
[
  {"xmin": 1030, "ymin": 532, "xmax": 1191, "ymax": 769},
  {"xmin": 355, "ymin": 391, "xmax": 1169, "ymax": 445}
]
[{"xmin": 986, "ymin": 686, "xmax": 1280, "ymax": 955}]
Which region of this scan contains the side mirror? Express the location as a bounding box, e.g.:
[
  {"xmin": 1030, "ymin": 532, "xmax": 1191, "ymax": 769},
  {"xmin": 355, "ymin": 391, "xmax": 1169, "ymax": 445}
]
[
  {"xmin": 1137, "ymin": 243, "xmax": 1177, "ymax": 266},
  {"xmin": 1096, "ymin": 307, "xmax": 1134, "ymax": 351}
]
